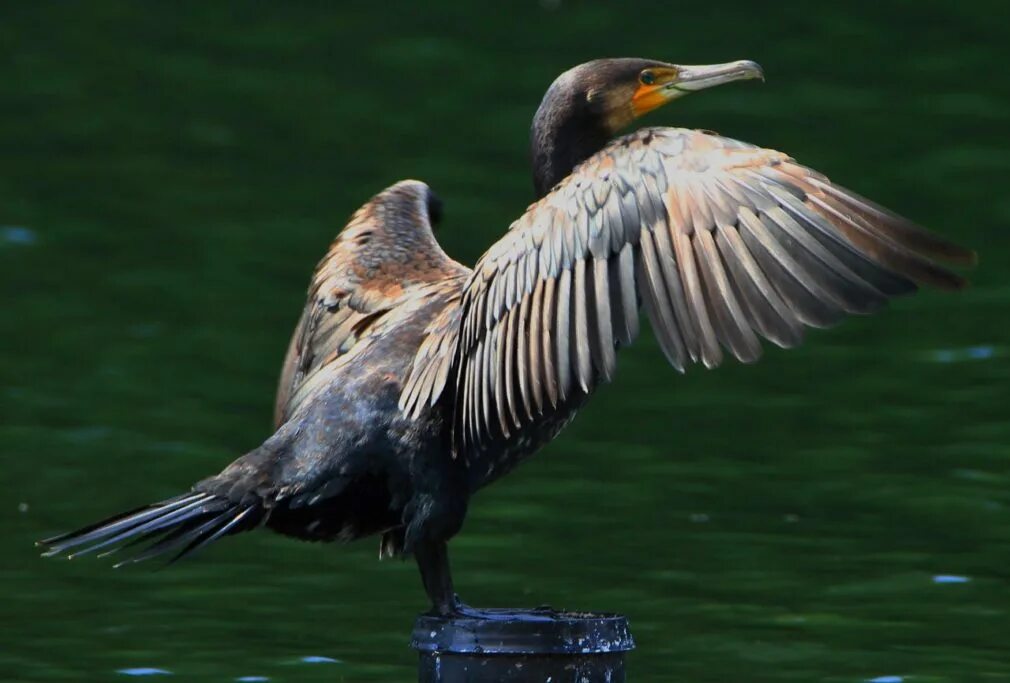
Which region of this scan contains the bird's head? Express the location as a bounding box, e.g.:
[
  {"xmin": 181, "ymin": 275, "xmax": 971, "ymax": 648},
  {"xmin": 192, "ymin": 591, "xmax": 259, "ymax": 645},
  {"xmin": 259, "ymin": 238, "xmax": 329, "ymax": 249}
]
[
  {"xmin": 572, "ymin": 58, "xmax": 765, "ymax": 134},
  {"xmin": 531, "ymin": 57, "xmax": 764, "ymax": 196}
]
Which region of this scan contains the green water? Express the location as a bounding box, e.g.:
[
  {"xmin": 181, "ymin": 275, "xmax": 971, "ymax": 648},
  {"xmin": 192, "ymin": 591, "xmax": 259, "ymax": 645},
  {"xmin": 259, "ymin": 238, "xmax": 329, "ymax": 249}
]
[{"xmin": 2, "ymin": 2, "xmax": 1008, "ymax": 681}]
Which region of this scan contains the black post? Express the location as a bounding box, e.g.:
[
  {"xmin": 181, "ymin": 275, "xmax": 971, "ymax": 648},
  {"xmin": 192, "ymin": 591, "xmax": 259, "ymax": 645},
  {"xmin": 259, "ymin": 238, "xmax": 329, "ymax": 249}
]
[{"xmin": 411, "ymin": 607, "xmax": 634, "ymax": 682}]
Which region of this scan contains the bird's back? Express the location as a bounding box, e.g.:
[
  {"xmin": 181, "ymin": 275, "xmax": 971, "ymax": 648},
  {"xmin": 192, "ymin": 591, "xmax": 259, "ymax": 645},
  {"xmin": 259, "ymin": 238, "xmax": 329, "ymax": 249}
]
[
  {"xmin": 206, "ymin": 279, "xmax": 466, "ymax": 544},
  {"xmin": 275, "ymin": 180, "xmax": 469, "ymax": 426},
  {"xmin": 237, "ymin": 179, "xmax": 472, "ymax": 546}
]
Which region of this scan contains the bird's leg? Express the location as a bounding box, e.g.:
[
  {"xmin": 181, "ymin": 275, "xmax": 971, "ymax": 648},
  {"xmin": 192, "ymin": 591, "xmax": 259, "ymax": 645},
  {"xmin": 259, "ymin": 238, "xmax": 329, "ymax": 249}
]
[{"xmin": 415, "ymin": 539, "xmax": 460, "ymax": 616}]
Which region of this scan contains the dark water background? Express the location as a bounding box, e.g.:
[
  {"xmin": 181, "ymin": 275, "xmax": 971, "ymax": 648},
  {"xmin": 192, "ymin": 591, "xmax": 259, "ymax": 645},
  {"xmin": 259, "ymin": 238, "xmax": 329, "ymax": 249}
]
[{"xmin": 2, "ymin": 2, "xmax": 1008, "ymax": 681}]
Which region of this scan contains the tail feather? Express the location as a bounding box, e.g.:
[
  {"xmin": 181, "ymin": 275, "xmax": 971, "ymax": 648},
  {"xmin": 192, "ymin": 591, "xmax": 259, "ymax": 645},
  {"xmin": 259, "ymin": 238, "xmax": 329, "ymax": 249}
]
[
  {"xmin": 113, "ymin": 509, "xmax": 244, "ymax": 569},
  {"xmin": 39, "ymin": 493, "xmax": 201, "ymax": 553},
  {"xmin": 55, "ymin": 495, "xmax": 215, "ymax": 559},
  {"xmin": 98, "ymin": 509, "xmax": 216, "ymax": 557},
  {"xmin": 166, "ymin": 506, "xmax": 259, "ymax": 565},
  {"xmin": 37, "ymin": 491, "xmax": 260, "ymax": 566}
]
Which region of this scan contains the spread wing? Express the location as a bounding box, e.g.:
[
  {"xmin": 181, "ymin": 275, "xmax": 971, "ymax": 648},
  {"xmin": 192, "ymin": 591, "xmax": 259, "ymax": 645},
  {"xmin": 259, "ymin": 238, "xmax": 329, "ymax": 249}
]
[
  {"xmin": 275, "ymin": 180, "xmax": 468, "ymax": 426},
  {"xmin": 400, "ymin": 127, "xmax": 974, "ymax": 454}
]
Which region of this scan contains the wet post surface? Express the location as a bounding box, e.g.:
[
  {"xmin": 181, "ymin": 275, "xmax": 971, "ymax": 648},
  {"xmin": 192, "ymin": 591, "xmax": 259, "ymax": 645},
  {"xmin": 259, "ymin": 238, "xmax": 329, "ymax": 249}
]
[{"xmin": 411, "ymin": 607, "xmax": 634, "ymax": 682}]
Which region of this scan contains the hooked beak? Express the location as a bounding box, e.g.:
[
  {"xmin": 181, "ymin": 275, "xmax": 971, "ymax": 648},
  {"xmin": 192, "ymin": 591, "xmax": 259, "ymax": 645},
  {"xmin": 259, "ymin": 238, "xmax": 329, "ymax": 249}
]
[
  {"xmin": 631, "ymin": 59, "xmax": 764, "ymax": 118},
  {"xmin": 673, "ymin": 60, "xmax": 764, "ymax": 92}
]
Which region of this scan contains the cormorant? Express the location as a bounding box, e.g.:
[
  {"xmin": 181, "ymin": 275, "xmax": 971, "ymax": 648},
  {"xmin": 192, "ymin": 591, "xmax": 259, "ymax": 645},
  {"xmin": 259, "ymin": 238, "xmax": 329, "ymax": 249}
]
[{"xmin": 40, "ymin": 58, "xmax": 975, "ymax": 616}]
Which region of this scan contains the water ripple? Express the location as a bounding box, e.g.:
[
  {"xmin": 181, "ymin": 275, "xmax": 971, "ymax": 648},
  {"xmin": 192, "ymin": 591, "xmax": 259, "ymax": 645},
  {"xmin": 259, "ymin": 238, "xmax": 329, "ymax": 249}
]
[
  {"xmin": 933, "ymin": 574, "xmax": 971, "ymax": 584},
  {"xmin": 929, "ymin": 345, "xmax": 997, "ymax": 363},
  {"xmin": 299, "ymin": 655, "xmax": 341, "ymax": 664},
  {"xmin": 0, "ymin": 225, "xmax": 37, "ymax": 246}
]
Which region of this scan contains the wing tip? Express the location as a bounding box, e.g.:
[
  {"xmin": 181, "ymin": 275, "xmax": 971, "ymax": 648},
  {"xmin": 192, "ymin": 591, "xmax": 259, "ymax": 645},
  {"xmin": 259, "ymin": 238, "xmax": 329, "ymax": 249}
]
[
  {"xmin": 918, "ymin": 262, "xmax": 972, "ymax": 292},
  {"xmin": 919, "ymin": 240, "xmax": 977, "ymax": 270},
  {"xmin": 955, "ymin": 248, "xmax": 979, "ymax": 269}
]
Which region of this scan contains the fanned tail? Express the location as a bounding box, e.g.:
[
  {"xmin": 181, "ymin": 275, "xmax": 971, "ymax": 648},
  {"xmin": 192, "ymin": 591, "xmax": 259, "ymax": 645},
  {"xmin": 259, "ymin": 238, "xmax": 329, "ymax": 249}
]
[{"xmin": 37, "ymin": 492, "xmax": 261, "ymax": 567}]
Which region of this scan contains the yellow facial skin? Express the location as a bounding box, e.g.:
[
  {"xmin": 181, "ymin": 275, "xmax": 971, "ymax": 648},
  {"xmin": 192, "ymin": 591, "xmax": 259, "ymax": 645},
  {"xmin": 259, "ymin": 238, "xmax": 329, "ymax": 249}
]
[
  {"xmin": 631, "ymin": 60, "xmax": 764, "ymax": 120},
  {"xmin": 631, "ymin": 67, "xmax": 684, "ymax": 118},
  {"xmin": 593, "ymin": 60, "xmax": 763, "ymax": 136}
]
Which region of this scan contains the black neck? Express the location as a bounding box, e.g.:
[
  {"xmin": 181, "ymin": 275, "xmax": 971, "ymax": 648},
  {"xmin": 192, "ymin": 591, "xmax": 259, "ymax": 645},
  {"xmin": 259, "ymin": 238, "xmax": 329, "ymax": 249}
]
[{"xmin": 529, "ymin": 94, "xmax": 610, "ymax": 199}]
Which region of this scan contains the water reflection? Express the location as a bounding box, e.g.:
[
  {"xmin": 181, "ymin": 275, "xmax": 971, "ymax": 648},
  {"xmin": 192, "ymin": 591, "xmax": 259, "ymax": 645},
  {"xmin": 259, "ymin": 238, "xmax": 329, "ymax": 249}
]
[
  {"xmin": 929, "ymin": 345, "xmax": 997, "ymax": 363},
  {"xmin": 932, "ymin": 575, "xmax": 971, "ymax": 584},
  {"xmin": 0, "ymin": 225, "xmax": 36, "ymax": 246},
  {"xmin": 299, "ymin": 656, "xmax": 341, "ymax": 664}
]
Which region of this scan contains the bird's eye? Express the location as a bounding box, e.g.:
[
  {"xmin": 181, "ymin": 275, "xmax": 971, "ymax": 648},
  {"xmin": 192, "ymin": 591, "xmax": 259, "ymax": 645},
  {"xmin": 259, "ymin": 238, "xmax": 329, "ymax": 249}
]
[{"xmin": 640, "ymin": 71, "xmax": 656, "ymax": 86}]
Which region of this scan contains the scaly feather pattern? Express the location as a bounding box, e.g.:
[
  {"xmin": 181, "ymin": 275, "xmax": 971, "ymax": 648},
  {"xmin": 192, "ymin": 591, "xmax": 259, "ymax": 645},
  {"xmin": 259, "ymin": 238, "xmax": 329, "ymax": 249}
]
[{"xmin": 398, "ymin": 127, "xmax": 974, "ymax": 463}]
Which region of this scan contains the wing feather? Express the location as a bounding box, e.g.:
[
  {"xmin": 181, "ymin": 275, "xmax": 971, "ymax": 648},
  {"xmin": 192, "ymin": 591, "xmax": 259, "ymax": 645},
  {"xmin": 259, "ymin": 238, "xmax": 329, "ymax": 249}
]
[
  {"xmin": 493, "ymin": 316, "xmax": 509, "ymax": 438},
  {"xmin": 397, "ymin": 128, "xmax": 972, "ymax": 459},
  {"xmin": 516, "ymin": 290, "xmax": 534, "ymax": 421},
  {"xmin": 651, "ymin": 199, "xmax": 701, "ymax": 361},
  {"xmin": 503, "ymin": 305, "xmax": 521, "ymax": 429},
  {"xmin": 612, "ymin": 243, "xmax": 639, "ymax": 347},
  {"xmin": 572, "ymin": 258, "xmax": 592, "ymax": 393},
  {"xmin": 694, "ymin": 228, "xmax": 762, "ymax": 362},
  {"xmin": 672, "ymin": 227, "xmax": 722, "ymax": 368},
  {"xmin": 592, "ymin": 256, "xmax": 617, "ymax": 381},
  {"xmin": 527, "ymin": 278, "xmax": 545, "ymax": 413},
  {"xmin": 541, "ymin": 275, "xmax": 559, "ymax": 408},
  {"xmin": 638, "ymin": 228, "xmax": 688, "ymax": 370},
  {"xmin": 555, "ymin": 267, "xmax": 573, "ymax": 401},
  {"xmin": 714, "ymin": 224, "xmax": 804, "ymax": 348},
  {"xmin": 278, "ymin": 180, "xmax": 468, "ymax": 426}
]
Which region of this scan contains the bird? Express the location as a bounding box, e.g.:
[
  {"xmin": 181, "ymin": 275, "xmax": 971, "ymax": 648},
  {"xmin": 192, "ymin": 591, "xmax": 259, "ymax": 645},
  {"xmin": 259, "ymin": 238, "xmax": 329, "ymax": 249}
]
[{"xmin": 39, "ymin": 58, "xmax": 975, "ymax": 616}]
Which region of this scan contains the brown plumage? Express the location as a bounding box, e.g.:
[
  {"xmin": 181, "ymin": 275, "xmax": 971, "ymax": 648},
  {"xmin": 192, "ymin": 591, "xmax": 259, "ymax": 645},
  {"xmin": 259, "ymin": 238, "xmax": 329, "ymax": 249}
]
[
  {"xmin": 401, "ymin": 127, "xmax": 972, "ymax": 489},
  {"xmin": 275, "ymin": 183, "xmax": 466, "ymax": 426},
  {"xmin": 40, "ymin": 58, "xmax": 973, "ymax": 616}
]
